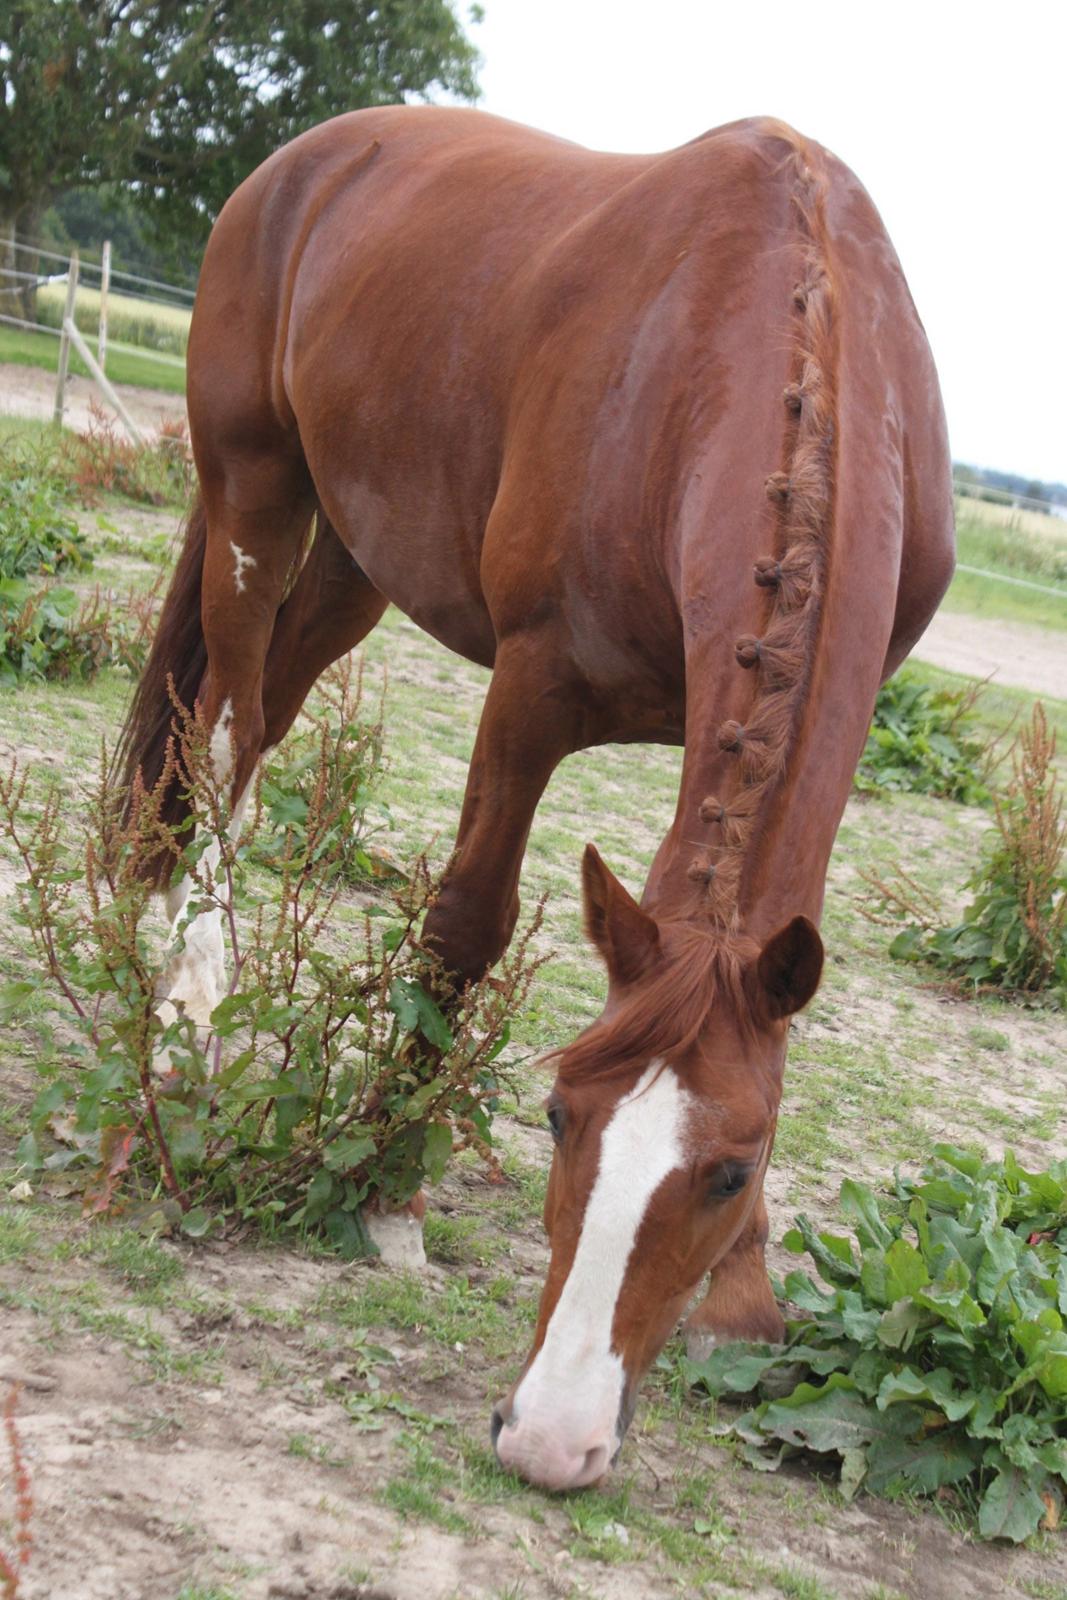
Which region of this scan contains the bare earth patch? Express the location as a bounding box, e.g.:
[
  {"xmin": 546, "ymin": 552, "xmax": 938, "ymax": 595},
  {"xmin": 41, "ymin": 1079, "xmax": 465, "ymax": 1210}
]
[
  {"xmin": 913, "ymin": 609, "xmax": 1065, "ymax": 700},
  {"xmin": 0, "ymin": 359, "xmax": 186, "ymax": 435}
]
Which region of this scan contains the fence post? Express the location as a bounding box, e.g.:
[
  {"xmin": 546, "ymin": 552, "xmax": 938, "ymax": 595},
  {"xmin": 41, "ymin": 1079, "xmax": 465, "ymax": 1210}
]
[
  {"xmin": 98, "ymin": 239, "xmax": 111, "ymax": 373},
  {"xmin": 52, "ymin": 249, "xmax": 79, "ymax": 428}
]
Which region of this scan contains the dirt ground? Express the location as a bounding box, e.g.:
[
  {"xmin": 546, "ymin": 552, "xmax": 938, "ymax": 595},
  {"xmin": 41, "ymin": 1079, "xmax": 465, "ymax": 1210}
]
[
  {"xmin": 0, "ymin": 359, "xmax": 186, "ymax": 436},
  {"xmin": 913, "ymin": 608, "xmax": 1065, "ymax": 699}
]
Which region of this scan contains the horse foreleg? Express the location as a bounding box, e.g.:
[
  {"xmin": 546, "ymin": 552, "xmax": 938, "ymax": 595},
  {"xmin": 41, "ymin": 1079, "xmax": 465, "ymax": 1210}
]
[
  {"xmin": 420, "ymin": 634, "xmax": 586, "ymax": 987},
  {"xmin": 682, "ymin": 1187, "xmax": 785, "ymax": 1359}
]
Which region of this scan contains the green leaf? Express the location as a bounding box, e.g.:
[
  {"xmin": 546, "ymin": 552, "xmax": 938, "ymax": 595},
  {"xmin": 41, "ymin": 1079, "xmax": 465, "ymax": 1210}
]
[
  {"xmin": 790, "ymin": 1213, "xmax": 859, "ymax": 1286},
  {"xmin": 877, "ymin": 1299, "xmax": 928, "ymax": 1351},
  {"xmin": 883, "ymin": 1238, "xmax": 931, "ymax": 1301},
  {"xmin": 421, "ymin": 1122, "xmax": 452, "ymax": 1185},
  {"xmin": 324, "ymin": 1207, "xmax": 378, "ymax": 1261},
  {"xmin": 388, "ymin": 978, "xmax": 454, "ymax": 1050},
  {"xmin": 978, "ymin": 1464, "xmax": 1046, "ymax": 1543},
  {"xmin": 180, "ymin": 1206, "xmax": 212, "ymax": 1238},
  {"xmin": 839, "ymin": 1447, "xmax": 868, "ymax": 1501},
  {"xmin": 752, "ymin": 1373, "xmax": 925, "ymax": 1456},
  {"xmin": 866, "ymin": 1432, "xmax": 981, "ymax": 1495},
  {"xmin": 875, "ymin": 1366, "xmax": 977, "ymax": 1422},
  {"xmin": 322, "ymin": 1132, "xmax": 377, "ymax": 1171},
  {"xmin": 839, "ymin": 1179, "xmax": 895, "ymax": 1250}
]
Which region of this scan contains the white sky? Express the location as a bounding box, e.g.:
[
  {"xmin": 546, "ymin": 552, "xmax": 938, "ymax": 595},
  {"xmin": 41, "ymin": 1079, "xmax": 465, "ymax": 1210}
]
[{"xmin": 468, "ymin": 0, "xmax": 1066, "ymax": 485}]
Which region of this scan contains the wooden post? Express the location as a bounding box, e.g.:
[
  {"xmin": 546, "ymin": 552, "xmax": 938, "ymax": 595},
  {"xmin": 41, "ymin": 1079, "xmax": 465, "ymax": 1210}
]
[
  {"xmin": 52, "ymin": 248, "xmax": 79, "ymax": 427},
  {"xmin": 63, "ymin": 317, "xmax": 143, "ymax": 444},
  {"xmin": 97, "ymin": 239, "xmax": 111, "ymax": 373}
]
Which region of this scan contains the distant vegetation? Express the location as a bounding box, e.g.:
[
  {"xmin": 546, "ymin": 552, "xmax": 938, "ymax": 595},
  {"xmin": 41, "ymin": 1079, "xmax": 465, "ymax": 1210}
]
[{"xmin": 955, "ymin": 461, "xmax": 1067, "ymax": 511}]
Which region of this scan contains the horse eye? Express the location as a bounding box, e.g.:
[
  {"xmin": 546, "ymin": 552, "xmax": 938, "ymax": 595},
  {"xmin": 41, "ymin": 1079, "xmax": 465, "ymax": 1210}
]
[
  {"xmin": 706, "ymin": 1163, "xmax": 751, "ymax": 1201},
  {"xmin": 546, "ymin": 1103, "xmax": 566, "ymax": 1144}
]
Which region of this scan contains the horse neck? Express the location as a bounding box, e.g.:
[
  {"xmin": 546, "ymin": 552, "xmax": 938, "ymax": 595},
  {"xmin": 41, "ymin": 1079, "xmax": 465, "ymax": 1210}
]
[{"xmin": 642, "ymin": 139, "xmax": 909, "ymax": 944}]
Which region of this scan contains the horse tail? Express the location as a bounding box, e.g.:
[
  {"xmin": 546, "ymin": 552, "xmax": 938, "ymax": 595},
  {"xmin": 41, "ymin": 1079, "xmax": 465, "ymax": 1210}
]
[{"xmin": 112, "ymin": 491, "xmax": 210, "ymax": 882}]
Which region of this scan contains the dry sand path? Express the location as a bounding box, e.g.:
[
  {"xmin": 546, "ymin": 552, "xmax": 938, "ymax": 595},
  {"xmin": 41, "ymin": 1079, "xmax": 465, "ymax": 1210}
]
[
  {"xmin": 913, "ymin": 608, "xmax": 1064, "ymax": 700},
  {"xmin": 0, "ymin": 358, "xmax": 185, "ymax": 435}
]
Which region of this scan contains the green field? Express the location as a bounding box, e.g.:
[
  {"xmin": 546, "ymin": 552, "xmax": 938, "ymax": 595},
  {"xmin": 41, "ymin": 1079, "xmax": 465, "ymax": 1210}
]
[
  {"xmin": 35, "ymin": 279, "xmax": 192, "ymax": 357},
  {"xmin": 944, "ymin": 500, "xmax": 1067, "ymax": 632},
  {"xmin": 0, "ymin": 424, "xmax": 1064, "ymax": 1599},
  {"xmin": 0, "ymin": 322, "xmax": 186, "ymax": 394}
]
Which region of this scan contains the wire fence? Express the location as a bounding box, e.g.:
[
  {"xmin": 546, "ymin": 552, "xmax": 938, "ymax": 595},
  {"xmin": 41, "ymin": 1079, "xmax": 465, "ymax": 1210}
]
[
  {"xmin": 0, "ymin": 245, "xmax": 190, "ymax": 385},
  {"xmin": 3, "ymin": 236, "xmax": 196, "ymax": 303},
  {"xmin": 0, "ymin": 239, "xmax": 192, "ymax": 440}
]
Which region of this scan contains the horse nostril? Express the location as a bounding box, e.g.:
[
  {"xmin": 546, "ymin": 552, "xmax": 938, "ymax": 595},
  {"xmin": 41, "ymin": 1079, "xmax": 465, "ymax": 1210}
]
[
  {"xmin": 580, "ymin": 1443, "xmax": 610, "ymax": 1483},
  {"xmin": 490, "ymin": 1406, "xmax": 506, "ymax": 1450}
]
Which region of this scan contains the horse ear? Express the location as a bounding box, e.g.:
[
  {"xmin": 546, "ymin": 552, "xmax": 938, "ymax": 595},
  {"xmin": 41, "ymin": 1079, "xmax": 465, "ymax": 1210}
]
[
  {"xmin": 581, "ymin": 843, "xmax": 661, "ymax": 987},
  {"xmin": 752, "ymin": 915, "xmax": 824, "ymax": 1021}
]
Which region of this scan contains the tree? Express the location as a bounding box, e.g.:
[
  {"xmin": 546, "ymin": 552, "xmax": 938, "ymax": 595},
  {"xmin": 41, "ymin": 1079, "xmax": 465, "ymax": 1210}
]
[{"xmin": 0, "ymin": 0, "xmax": 481, "ymax": 315}]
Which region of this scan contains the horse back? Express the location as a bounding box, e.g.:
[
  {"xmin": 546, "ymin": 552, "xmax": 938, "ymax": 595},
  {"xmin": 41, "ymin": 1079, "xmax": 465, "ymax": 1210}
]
[{"xmin": 187, "ymin": 108, "xmax": 950, "ymax": 719}]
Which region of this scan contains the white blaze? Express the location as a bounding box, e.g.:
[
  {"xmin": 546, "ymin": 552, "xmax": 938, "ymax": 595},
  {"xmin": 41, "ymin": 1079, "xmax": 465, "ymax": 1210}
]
[{"xmin": 512, "ymin": 1059, "xmax": 691, "ymax": 1446}]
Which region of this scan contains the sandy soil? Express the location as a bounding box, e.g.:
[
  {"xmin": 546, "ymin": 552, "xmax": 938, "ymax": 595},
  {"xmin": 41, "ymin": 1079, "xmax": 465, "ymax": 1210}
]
[
  {"xmin": 4, "ymin": 1179, "xmax": 1064, "ymax": 1600},
  {"xmin": 0, "ymin": 359, "xmax": 185, "ymax": 435},
  {"xmin": 912, "ymin": 609, "xmax": 1064, "ymax": 699}
]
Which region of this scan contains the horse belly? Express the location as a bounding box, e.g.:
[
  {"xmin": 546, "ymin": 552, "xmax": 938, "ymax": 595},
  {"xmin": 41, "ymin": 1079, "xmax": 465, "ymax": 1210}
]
[{"xmin": 313, "ymin": 466, "xmax": 499, "ymax": 668}]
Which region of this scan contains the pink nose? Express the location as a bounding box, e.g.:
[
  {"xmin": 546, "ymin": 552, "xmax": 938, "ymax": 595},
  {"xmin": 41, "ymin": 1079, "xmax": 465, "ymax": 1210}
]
[{"xmin": 492, "ymin": 1409, "xmax": 612, "ymax": 1491}]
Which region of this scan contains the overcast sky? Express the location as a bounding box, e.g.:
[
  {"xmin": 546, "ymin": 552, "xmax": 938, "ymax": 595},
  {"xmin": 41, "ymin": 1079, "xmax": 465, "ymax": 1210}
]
[{"xmin": 467, "ymin": 0, "xmax": 1066, "ymax": 486}]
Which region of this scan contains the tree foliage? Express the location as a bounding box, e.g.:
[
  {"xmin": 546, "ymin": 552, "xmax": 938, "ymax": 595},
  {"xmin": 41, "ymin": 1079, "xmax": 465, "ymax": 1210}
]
[{"xmin": 0, "ymin": 0, "xmax": 480, "ymax": 281}]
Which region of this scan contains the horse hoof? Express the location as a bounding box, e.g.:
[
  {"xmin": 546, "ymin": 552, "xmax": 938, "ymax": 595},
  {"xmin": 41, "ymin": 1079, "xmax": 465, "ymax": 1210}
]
[
  {"xmin": 684, "ymin": 1328, "xmax": 719, "ymax": 1365},
  {"xmin": 362, "ymin": 1206, "xmax": 427, "ymax": 1270}
]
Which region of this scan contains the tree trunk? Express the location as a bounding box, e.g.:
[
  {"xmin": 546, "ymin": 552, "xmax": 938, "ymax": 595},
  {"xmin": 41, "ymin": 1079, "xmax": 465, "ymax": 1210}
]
[
  {"xmin": 0, "ymin": 210, "xmax": 21, "ymax": 318},
  {"xmin": 15, "ymin": 203, "xmax": 47, "ymax": 324}
]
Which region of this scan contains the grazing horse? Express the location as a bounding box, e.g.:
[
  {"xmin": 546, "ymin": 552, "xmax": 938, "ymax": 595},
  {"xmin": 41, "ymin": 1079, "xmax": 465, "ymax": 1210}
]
[{"xmin": 118, "ymin": 107, "xmax": 954, "ymax": 1491}]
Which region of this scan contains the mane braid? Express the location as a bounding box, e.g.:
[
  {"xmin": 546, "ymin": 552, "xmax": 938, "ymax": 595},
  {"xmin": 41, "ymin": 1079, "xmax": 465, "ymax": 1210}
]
[{"xmin": 691, "ymin": 131, "xmax": 838, "ymax": 927}]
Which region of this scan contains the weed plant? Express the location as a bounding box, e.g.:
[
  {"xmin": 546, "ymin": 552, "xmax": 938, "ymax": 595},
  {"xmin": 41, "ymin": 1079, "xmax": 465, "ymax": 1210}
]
[
  {"xmin": 0, "ymin": 578, "xmax": 158, "ymax": 685},
  {"xmin": 856, "ymin": 670, "xmax": 991, "ymax": 804},
  {"xmin": 0, "ymin": 404, "xmax": 193, "ymax": 511},
  {"xmin": 865, "ymin": 704, "xmax": 1066, "ymax": 1003},
  {"xmin": 0, "ymin": 475, "xmax": 91, "ymax": 579},
  {"xmin": 686, "ymin": 1146, "xmax": 1067, "ymax": 1543},
  {"xmin": 255, "ymin": 657, "xmax": 395, "ymax": 886},
  {"xmin": 1, "ymin": 674, "xmax": 543, "ymax": 1254}
]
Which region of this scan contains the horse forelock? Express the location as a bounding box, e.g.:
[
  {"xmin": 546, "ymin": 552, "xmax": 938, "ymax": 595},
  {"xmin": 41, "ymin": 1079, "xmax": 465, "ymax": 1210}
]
[
  {"xmin": 553, "ymin": 925, "xmax": 760, "ymax": 1088},
  {"xmin": 688, "ymin": 128, "xmax": 839, "ymax": 927}
]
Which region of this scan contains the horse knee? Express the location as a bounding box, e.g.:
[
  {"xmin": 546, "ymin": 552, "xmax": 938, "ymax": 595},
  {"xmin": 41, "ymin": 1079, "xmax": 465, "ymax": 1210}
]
[{"xmin": 421, "ymin": 883, "xmax": 512, "ymax": 988}]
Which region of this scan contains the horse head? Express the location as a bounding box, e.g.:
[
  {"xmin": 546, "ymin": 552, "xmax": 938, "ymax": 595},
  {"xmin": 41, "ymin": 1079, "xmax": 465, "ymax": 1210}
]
[{"xmin": 492, "ymin": 843, "xmax": 822, "ymax": 1490}]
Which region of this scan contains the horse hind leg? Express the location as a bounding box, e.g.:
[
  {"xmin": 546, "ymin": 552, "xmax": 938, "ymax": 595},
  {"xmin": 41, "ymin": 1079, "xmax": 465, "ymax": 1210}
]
[
  {"xmin": 155, "ymin": 475, "xmax": 319, "ymax": 1052},
  {"xmin": 259, "ymin": 513, "xmax": 388, "ymax": 753},
  {"xmin": 157, "ymin": 507, "xmax": 389, "ymax": 1067}
]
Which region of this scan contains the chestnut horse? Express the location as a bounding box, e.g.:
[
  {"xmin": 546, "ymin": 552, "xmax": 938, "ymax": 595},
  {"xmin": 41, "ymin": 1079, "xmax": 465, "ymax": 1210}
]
[{"xmin": 119, "ymin": 107, "xmax": 953, "ymax": 1491}]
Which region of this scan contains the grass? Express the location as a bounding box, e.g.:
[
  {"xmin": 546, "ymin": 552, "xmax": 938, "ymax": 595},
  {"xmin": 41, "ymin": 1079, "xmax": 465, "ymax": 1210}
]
[
  {"xmin": 942, "ymin": 504, "xmax": 1067, "ymax": 632},
  {"xmin": 0, "ymin": 322, "xmax": 186, "ymax": 394},
  {"xmin": 36, "ymin": 280, "xmax": 191, "ymax": 356}
]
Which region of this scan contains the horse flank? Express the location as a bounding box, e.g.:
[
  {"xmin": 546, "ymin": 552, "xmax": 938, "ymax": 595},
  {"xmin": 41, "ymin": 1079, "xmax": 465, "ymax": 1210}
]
[{"xmin": 688, "ymin": 128, "xmax": 839, "ymax": 928}]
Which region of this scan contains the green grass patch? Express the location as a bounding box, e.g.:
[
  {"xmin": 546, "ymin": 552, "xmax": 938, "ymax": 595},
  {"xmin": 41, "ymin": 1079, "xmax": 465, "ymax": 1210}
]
[{"xmin": 0, "ymin": 325, "xmax": 186, "ymax": 394}]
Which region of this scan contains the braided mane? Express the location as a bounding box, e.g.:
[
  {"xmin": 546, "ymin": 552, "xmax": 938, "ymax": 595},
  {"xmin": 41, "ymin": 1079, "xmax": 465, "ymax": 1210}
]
[{"xmin": 688, "ymin": 127, "xmax": 838, "ymax": 926}]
